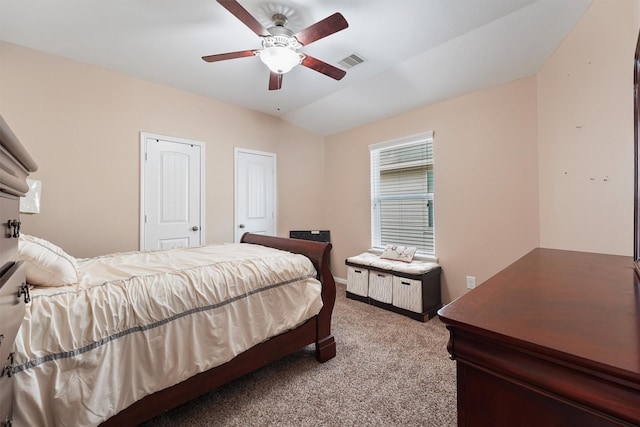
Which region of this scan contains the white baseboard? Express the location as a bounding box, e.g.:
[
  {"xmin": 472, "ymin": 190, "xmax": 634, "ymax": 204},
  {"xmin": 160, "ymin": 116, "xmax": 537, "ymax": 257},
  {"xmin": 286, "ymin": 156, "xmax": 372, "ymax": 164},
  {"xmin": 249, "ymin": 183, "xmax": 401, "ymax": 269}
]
[{"xmin": 334, "ymin": 277, "xmax": 346, "ymax": 285}]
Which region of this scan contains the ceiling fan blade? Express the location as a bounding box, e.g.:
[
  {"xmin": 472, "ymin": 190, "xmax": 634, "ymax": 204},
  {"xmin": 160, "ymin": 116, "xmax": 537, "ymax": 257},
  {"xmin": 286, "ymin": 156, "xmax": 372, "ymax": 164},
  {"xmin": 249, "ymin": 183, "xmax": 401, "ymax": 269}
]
[
  {"xmin": 269, "ymin": 72, "xmax": 283, "ymax": 91},
  {"xmin": 217, "ymin": 0, "xmax": 270, "ymax": 37},
  {"xmin": 293, "ymin": 13, "xmax": 348, "ymax": 46},
  {"xmin": 301, "ymin": 55, "xmax": 346, "ymax": 81},
  {"xmin": 202, "ymin": 50, "xmax": 257, "ymax": 62}
]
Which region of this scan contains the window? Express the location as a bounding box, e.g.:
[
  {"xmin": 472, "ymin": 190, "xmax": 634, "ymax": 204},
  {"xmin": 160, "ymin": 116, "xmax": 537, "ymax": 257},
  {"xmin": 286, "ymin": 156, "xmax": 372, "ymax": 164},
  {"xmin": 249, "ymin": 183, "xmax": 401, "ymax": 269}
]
[{"xmin": 370, "ymin": 132, "xmax": 434, "ymax": 256}]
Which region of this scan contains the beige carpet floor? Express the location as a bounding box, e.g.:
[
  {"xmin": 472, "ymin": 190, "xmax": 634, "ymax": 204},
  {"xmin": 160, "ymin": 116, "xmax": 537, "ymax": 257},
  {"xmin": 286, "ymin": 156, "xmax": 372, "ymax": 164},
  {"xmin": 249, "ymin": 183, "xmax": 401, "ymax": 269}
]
[{"xmin": 140, "ymin": 283, "xmax": 457, "ymax": 426}]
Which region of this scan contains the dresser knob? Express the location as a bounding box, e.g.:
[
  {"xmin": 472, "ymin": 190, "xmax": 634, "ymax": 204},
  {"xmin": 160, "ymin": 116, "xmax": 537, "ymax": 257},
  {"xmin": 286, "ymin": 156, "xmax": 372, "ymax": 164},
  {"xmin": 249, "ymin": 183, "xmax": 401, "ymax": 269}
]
[
  {"xmin": 1, "ymin": 352, "xmax": 14, "ymax": 378},
  {"xmin": 17, "ymin": 283, "xmax": 30, "ymax": 304},
  {"xmin": 7, "ymin": 219, "xmax": 20, "ymax": 238}
]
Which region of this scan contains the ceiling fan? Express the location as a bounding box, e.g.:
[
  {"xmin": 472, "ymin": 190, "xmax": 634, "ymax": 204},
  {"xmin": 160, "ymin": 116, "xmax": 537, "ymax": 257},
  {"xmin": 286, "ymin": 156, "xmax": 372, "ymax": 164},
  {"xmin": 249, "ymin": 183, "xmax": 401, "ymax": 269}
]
[{"xmin": 202, "ymin": 0, "xmax": 349, "ymax": 90}]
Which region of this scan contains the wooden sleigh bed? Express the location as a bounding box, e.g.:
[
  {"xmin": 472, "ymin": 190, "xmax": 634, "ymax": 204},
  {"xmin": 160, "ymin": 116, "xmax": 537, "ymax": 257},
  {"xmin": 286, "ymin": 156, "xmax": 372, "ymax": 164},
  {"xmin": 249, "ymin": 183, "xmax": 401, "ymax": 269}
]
[
  {"xmin": 12, "ymin": 232, "xmax": 336, "ymax": 427},
  {"xmin": 0, "ymin": 113, "xmax": 336, "ymax": 426},
  {"xmin": 102, "ymin": 233, "xmax": 337, "ymax": 426}
]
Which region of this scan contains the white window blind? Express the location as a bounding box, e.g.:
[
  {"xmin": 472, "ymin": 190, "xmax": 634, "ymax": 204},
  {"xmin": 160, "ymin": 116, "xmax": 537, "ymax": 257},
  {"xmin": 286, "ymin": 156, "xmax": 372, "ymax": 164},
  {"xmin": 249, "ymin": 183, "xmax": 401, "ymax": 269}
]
[{"xmin": 370, "ymin": 132, "xmax": 434, "ymax": 256}]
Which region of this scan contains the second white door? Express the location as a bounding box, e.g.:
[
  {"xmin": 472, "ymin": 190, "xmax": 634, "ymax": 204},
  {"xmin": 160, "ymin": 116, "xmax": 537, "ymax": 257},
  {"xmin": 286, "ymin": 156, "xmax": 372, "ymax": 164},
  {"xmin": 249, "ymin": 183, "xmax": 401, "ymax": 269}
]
[{"xmin": 235, "ymin": 148, "xmax": 276, "ymax": 242}]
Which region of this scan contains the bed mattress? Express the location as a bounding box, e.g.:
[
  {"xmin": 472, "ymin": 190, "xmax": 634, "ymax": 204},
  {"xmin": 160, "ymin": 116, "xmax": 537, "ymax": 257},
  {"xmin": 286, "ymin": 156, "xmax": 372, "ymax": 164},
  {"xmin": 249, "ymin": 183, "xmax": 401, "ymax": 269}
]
[{"xmin": 11, "ymin": 243, "xmax": 323, "ymax": 426}]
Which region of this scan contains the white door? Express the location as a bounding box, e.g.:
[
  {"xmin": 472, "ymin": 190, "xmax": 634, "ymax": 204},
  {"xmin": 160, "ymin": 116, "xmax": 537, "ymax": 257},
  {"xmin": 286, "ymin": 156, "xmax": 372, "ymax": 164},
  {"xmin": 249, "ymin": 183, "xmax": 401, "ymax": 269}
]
[
  {"xmin": 235, "ymin": 148, "xmax": 276, "ymax": 242},
  {"xmin": 141, "ymin": 133, "xmax": 204, "ymax": 250}
]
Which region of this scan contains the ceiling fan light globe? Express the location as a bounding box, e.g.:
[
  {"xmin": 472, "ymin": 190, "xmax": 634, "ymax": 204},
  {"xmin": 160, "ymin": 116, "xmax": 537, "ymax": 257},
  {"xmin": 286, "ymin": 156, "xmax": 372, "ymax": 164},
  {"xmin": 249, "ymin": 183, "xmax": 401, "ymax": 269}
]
[{"xmin": 259, "ymin": 46, "xmax": 301, "ymax": 74}]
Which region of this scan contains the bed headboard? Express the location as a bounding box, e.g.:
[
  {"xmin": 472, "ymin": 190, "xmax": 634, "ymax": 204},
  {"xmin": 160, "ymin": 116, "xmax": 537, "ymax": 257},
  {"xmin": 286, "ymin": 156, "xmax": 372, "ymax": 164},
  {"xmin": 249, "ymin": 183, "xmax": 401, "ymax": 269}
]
[{"xmin": 0, "ymin": 115, "xmax": 38, "ymax": 197}]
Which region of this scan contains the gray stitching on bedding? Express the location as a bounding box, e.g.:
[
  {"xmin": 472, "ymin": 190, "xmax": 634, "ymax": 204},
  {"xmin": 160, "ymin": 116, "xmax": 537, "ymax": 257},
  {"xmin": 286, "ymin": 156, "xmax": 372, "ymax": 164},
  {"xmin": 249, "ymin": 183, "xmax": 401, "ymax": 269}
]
[
  {"xmin": 25, "ymin": 238, "xmax": 77, "ymax": 270},
  {"xmin": 14, "ymin": 274, "xmax": 315, "ymax": 373}
]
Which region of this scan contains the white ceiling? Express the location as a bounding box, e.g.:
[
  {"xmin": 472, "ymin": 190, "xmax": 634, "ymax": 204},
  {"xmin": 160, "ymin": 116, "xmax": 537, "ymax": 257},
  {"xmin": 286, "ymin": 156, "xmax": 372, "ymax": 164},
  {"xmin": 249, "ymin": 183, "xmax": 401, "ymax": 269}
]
[{"xmin": 0, "ymin": 0, "xmax": 593, "ymax": 136}]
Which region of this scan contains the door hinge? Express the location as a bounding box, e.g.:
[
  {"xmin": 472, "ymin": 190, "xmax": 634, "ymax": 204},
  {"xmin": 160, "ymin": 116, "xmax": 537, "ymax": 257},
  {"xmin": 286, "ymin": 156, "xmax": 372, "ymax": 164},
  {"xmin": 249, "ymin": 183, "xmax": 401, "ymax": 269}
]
[{"xmin": 144, "ymin": 214, "xmax": 147, "ymax": 223}]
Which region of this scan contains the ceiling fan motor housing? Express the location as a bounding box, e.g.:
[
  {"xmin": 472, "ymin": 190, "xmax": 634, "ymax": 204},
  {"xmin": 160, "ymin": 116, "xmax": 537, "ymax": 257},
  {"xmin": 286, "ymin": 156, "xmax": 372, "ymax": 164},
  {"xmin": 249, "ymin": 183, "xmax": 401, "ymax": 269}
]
[
  {"xmin": 262, "ymin": 34, "xmax": 302, "ymax": 50},
  {"xmin": 271, "ymin": 13, "xmax": 288, "ymax": 27}
]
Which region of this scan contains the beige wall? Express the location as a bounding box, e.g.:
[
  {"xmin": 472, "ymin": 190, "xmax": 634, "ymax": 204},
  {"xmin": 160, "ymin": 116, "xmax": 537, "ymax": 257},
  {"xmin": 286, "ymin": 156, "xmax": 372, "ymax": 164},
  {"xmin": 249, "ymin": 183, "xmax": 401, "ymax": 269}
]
[
  {"xmin": 1, "ymin": 0, "xmax": 636, "ymax": 304},
  {"xmin": 325, "ymin": 78, "xmax": 540, "ymax": 303},
  {"xmin": 0, "ymin": 41, "xmax": 325, "ymax": 257},
  {"xmin": 325, "ymin": 0, "xmax": 639, "ymax": 303},
  {"xmin": 538, "ymin": 0, "xmax": 639, "ymax": 255},
  {"xmin": 276, "ymin": 127, "xmax": 326, "ymax": 231}
]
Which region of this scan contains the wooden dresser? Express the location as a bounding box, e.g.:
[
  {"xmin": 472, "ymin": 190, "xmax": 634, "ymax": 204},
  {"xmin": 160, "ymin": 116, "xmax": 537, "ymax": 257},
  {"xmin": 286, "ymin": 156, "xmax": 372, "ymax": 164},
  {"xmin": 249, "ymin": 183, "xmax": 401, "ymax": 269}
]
[
  {"xmin": 438, "ymin": 248, "xmax": 640, "ymax": 426},
  {"xmin": 0, "ymin": 115, "xmax": 38, "ymax": 427}
]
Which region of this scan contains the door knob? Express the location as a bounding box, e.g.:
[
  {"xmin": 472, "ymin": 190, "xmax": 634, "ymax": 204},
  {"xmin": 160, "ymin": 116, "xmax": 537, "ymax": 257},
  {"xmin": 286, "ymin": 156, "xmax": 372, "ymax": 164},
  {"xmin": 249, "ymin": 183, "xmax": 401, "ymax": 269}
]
[
  {"xmin": 239, "ymin": 224, "xmax": 245, "ymax": 228},
  {"xmin": 192, "ymin": 226, "xmax": 200, "ymax": 231}
]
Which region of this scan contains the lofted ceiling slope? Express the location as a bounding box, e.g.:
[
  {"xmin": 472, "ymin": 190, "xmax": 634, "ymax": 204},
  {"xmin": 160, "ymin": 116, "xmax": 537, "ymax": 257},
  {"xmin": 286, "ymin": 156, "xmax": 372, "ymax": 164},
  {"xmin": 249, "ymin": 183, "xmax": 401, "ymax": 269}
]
[{"xmin": 0, "ymin": 0, "xmax": 593, "ymax": 135}]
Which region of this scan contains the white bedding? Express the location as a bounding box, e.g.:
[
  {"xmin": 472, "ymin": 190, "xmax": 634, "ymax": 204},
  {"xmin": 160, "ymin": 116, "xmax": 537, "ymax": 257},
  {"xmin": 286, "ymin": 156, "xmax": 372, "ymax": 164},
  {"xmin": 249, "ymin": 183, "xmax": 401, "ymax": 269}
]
[{"xmin": 12, "ymin": 243, "xmax": 323, "ymax": 427}]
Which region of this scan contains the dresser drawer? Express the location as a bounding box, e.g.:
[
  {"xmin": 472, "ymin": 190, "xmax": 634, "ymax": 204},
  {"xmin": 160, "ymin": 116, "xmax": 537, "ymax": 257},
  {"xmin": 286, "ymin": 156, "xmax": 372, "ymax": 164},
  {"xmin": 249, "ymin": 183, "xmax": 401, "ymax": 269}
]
[
  {"xmin": 0, "ymin": 192, "xmax": 19, "ymax": 277},
  {"xmin": 0, "ymin": 372, "xmax": 12, "ymax": 427},
  {"xmin": 0, "ymin": 261, "xmax": 26, "ymax": 368}
]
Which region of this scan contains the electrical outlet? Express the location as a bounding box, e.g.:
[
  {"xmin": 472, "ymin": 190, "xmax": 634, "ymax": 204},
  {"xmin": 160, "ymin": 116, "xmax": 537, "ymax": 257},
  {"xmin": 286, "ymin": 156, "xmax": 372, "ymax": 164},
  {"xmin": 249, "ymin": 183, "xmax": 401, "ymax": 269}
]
[{"xmin": 466, "ymin": 276, "xmax": 476, "ymax": 289}]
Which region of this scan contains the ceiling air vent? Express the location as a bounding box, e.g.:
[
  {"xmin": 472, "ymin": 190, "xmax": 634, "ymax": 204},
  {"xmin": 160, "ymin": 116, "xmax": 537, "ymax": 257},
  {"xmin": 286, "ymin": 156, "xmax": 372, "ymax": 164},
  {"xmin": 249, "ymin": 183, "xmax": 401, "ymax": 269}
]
[{"xmin": 337, "ymin": 53, "xmax": 366, "ymax": 70}]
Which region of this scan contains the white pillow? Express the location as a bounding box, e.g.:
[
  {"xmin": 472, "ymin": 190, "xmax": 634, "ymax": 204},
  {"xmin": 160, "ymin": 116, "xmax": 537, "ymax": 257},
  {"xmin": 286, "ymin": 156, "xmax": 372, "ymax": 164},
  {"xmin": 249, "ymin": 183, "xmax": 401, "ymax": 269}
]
[
  {"xmin": 380, "ymin": 245, "xmax": 417, "ymax": 263},
  {"xmin": 18, "ymin": 234, "xmax": 78, "ymax": 286}
]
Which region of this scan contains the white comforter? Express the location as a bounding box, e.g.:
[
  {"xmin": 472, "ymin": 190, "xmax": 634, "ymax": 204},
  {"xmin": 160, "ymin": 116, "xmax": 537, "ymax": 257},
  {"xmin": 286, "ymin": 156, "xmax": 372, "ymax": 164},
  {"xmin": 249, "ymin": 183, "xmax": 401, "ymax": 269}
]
[{"xmin": 12, "ymin": 243, "xmax": 323, "ymax": 427}]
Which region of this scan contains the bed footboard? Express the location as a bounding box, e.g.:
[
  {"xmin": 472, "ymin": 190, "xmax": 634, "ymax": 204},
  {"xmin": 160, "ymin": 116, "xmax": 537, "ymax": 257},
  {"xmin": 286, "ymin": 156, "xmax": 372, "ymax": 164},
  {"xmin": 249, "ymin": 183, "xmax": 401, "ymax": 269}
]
[
  {"xmin": 240, "ymin": 232, "xmax": 337, "ymax": 362},
  {"xmin": 101, "ymin": 234, "xmax": 336, "ymax": 426}
]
